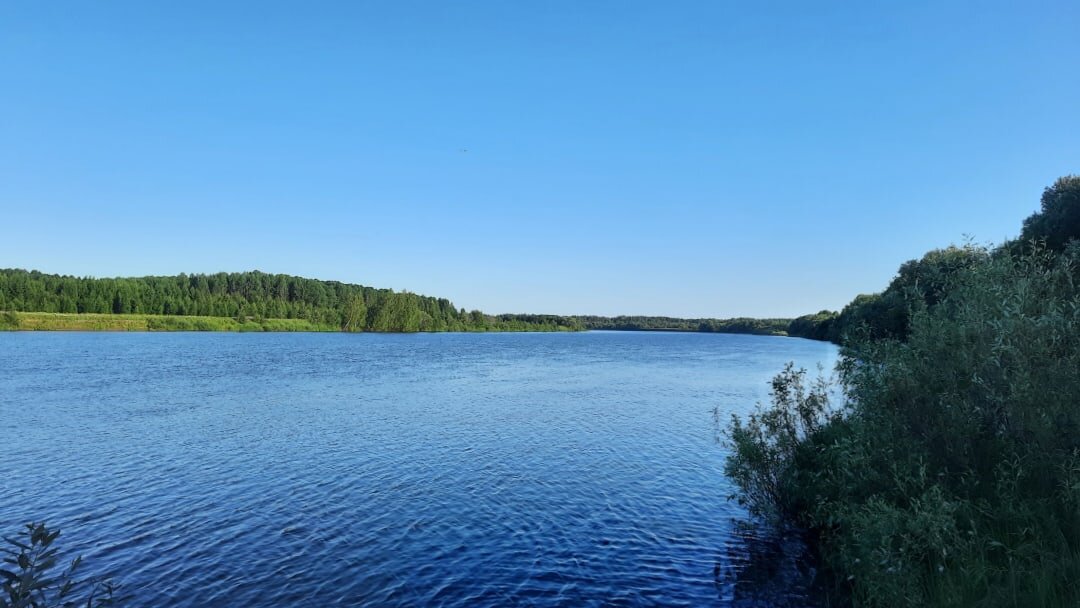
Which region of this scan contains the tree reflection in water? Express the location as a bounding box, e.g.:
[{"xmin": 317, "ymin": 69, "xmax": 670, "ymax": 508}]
[{"xmin": 715, "ymin": 521, "xmax": 823, "ymax": 607}]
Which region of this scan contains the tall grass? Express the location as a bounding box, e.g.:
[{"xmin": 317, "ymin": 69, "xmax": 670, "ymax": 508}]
[{"xmin": 1, "ymin": 312, "xmax": 336, "ymax": 332}]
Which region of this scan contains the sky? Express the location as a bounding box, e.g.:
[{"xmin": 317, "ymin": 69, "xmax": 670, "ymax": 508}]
[{"xmin": 1, "ymin": 1, "xmax": 1078, "ymax": 318}]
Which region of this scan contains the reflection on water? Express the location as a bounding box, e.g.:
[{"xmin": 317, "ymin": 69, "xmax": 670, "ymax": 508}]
[
  {"xmin": 0, "ymin": 331, "xmax": 836, "ymax": 606},
  {"xmin": 718, "ymin": 522, "xmax": 822, "ymax": 607}
]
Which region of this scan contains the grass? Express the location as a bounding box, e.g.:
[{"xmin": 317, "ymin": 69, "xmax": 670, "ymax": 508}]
[{"xmin": 0, "ymin": 311, "xmax": 336, "ymax": 332}]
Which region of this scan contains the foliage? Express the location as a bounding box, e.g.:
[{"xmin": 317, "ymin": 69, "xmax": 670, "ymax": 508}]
[
  {"xmin": 789, "ymin": 245, "xmax": 992, "ymax": 345},
  {"xmin": 786, "ymin": 310, "xmax": 837, "ymax": 341},
  {"xmin": 0, "ymin": 270, "xmax": 581, "ymax": 333},
  {"xmin": 1, "ymin": 523, "xmax": 116, "ymax": 608},
  {"xmin": 726, "ymin": 178, "xmax": 1080, "ymax": 605},
  {"xmin": 2, "ymin": 312, "xmax": 335, "ymax": 332},
  {"xmin": 340, "ymin": 294, "xmax": 367, "ymax": 332},
  {"xmin": 575, "ymin": 315, "xmax": 791, "ymax": 335},
  {"xmin": 1020, "ymin": 175, "xmax": 1080, "ymax": 252},
  {"xmin": 725, "ymin": 177, "xmax": 1080, "ymax": 606},
  {"xmin": 368, "ymin": 292, "xmax": 425, "ymax": 332},
  {"xmin": 722, "ymin": 363, "xmax": 836, "ymax": 520},
  {"xmin": 0, "ymin": 311, "xmax": 18, "ymax": 330},
  {"xmin": 489, "ymin": 314, "xmax": 583, "ymax": 332}
]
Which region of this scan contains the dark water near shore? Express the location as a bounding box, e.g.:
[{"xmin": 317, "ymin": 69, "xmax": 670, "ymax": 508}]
[{"xmin": 0, "ymin": 331, "xmax": 837, "ymax": 606}]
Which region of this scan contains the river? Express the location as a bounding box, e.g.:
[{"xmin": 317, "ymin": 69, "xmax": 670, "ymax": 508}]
[{"xmin": 0, "ymin": 331, "xmax": 837, "ymax": 606}]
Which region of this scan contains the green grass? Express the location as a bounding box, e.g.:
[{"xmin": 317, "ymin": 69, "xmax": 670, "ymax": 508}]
[
  {"xmin": 0, "ymin": 311, "xmax": 590, "ymax": 333},
  {"xmin": 0, "ymin": 311, "xmax": 336, "ymax": 332}
]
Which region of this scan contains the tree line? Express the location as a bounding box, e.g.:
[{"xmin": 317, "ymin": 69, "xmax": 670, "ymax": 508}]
[
  {"xmin": 786, "ymin": 176, "xmax": 1080, "ymax": 345},
  {"xmin": 0, "ymin": 270, "xmax": 815, "ymax": 337},
  {"xmin": 725, "ymin": 175, "xmax": 1080, "ymax": 606},
  {"xmin": 576, "ymin": 315, "xmax": 791, "ymax": 335},
  {"xmin": 0, "ymin": 270, "xmax": 582, "ymax": 333}
]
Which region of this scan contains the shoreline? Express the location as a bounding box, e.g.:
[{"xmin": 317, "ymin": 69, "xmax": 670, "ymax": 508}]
[{"xmin": 0, "ymin": 311, "xmax": 581, "ymax": 333}]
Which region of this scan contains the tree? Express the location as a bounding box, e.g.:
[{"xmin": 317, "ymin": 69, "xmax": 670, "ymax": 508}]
[
  {"xmin": 468, "ymin": 310, "xmax": 486, "ymax": 328},
  {"xmin": 369, "ymin": 292, "xmax": 423, "ymax": 332},
  {"xmin": 341, "ymin": 294, "xmax": 367, "ymax": 332},
  {"xmin": 1020, "ymin": 175, "xmax": 1080, "ymax": 251},
  {"xmin": 886, "ymin": 245, "xmax": 988, "ymax": 308}
]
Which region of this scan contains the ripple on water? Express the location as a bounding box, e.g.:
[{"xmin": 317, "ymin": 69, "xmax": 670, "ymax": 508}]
[{"xmin": 0, "ymin": 331, "xmax": 837, "ymax": 606}]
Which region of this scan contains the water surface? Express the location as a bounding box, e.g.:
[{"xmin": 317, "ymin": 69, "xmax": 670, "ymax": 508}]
[{"xmin": 0, "ymin": 331, "xmax": 837, "ymax": 606}]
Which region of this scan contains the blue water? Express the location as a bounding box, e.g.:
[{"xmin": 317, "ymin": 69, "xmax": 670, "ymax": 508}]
[{"xmin": 0, "ymin": 331, "xmax": 837, "ymax": 606}]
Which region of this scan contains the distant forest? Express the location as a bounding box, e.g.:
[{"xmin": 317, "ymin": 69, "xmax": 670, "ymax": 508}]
[
  {"xmin": 575, "ymin": 315, "xmax": 791, "ymax": 335},
  {"xmin": 0, "ymin": 270, "xmax": 810, "ymax": 336},
  {"xmin": 0, "ymin": 270, "xmax": 581, "ymax": 333}
]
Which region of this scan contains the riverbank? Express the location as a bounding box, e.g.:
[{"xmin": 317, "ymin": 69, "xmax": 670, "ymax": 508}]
[
  {"xmin": 723, "ymin": 176, "xmax": 1080, "ymax": 606},
  {"xmin": 0, "ymin": 311, "xmax": 806, "ymax": 336},
  {"xmin": 0, "ymin": 311, "xmax": 336, "ymax": 332},
  {"xmin": 0, "ymin": 311, "xmax": 589, "ymax": 333}
]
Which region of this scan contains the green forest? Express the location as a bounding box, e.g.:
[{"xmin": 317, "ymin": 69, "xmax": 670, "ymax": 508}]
[
  {"xmin": 575, "ymin": 315, "xmax": 791, "ymax": 335},
  {"xmin": 0, "ymin": 270, "xmax": 807, "ymax": 336},
  {"xmin": 725, "ymin": 176, "xmax": 1080, "ymax": 606},
  {"xmin": 0, "ymin": 270, "xmax": 584, "ymax": 333}
]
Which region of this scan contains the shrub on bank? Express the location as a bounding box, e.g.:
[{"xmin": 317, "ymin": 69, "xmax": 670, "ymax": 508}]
[
  {"xmin": 726, "ymin": 243, "xmax": 1080, "ymax": 606},
  {"xmin": 0, "ymin": 312, "xmax": 18, "ymax": 330}
]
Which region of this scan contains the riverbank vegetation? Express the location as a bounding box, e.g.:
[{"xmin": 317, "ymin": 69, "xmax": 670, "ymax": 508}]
[
  {"xmin": 725, "ymin": 176, "xmax": 1080, "ymax": 606},
  {"xmin": 575, "ymin": 315, "xmax": 791, "ymax": 335},
  {"xmin": 0, "ymin": 271, "xmax": 583, "ymax": 333},
  {"xmin": 0, "ymin": 270, "xmax": 806, "ymax": 336},
  {"xmin": 0, "ymin": 311, "xmax": 336, "ymax": 332}
]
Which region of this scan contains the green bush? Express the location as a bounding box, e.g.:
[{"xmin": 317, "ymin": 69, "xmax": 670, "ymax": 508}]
[
  {"xmin": 0, "ymin": 312, "xmax": 18, "ymax": 330},
  {"xmin": 722, "ymin": 363, "xmax": 836, "ymax": 520},
  {"xmin": 726, "ymin": 245, "xmax": 1080, "ymax": 606}
]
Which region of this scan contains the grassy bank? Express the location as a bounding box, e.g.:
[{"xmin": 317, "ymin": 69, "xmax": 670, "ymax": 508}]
[
  {"xmin": 0, "ymin": 311, "xmax": 336, "ymax": 332},
  {"xmin": 0, "ymin": 311, "xmax": 587, "ymax": 333}
]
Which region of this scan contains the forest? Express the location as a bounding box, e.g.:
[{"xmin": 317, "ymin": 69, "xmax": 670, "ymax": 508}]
[
  {"xmin": 0, "ymin": 270, "xmax": 808, "ymax": 336},
  {"xmin": 0, "ymin": 270, "xmax": 584, "ymax": 333},
  {"xmin": 725, "ymin": 176, "xmax": 1080, "ymax": 606},
  {"xmin": 575, "ymin": 315, "xmax": 790, "ymax": 335}
]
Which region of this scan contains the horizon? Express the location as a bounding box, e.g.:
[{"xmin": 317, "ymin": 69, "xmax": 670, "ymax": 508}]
[
  {"xmin": 2, "ymin": 2, "xmax": 1078, "ymax": 317},
  {"xmin": 3, "ymin": 266, "xmax": 804, "ymax": 319}
]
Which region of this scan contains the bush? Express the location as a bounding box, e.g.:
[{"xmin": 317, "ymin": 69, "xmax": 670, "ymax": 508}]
[
  {"xmin": 726, "ymin": 244, "xmax": 1080, "ymax": 606},
  {"xmin": 0, "ymin": 312, "xmax": 18, "ymax": 330},
  {"xmin": 722, "ymin": 363, "xmax": 837, "ymax": 520},
  {"xmin": 1, "ymin": 523, "xmax": 117, "ymax": 607}
]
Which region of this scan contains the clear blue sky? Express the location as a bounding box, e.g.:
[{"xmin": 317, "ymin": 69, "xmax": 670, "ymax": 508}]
[{"xmin": 2, "ymin": 1, "xmax": 1077, "ymax": 317}]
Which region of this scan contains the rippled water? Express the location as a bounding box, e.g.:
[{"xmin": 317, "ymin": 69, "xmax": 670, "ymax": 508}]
[{"xmin": 0, "ymin": 331, "xmax": 837, "ymax": 606}]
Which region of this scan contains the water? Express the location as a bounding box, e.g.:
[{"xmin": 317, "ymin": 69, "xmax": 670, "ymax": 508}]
[{"xmin": 0, "ymin": 331, "xmax": 838, "ymax": 606}]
